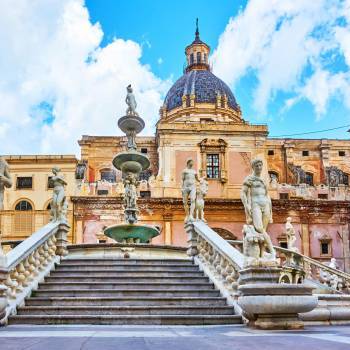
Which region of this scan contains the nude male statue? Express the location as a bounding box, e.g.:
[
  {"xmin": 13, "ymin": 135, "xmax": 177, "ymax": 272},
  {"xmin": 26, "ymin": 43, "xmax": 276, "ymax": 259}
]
[
  {"xmin": 241, "ymin": 158, "xmax": 276, "ymax": 259},
  {"xmin": 50, "ymin": 166, "xmax": 68, "ymax": 223},
  {"xmin": 182, "ymin": 159, "xmax": 200, "ymax": 222},
  {"xmin": 125, "ymin": 84, "xmax": 138, "ymax": 116},
  {"xmin": 0, "ymin": 156, "xmax": 12, "ymax": 210},
  {"xmin": 285, "ymin": 217, "xmax": 298, "ymax": 252}
]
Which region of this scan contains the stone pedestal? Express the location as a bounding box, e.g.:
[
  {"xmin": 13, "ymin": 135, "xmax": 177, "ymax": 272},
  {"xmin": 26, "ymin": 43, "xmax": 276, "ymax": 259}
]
[
  {"xmin": 238, "ymin": 267, "xmax": 318, "ymax": 330},
  {"xmin": 55, "ymin": 223, "xmax": 70, "ymax": 256}
]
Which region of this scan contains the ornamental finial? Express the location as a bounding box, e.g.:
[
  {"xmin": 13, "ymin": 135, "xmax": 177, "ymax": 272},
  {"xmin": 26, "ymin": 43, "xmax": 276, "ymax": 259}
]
[{"xmin": 195, "ymin": 18, "xmax": 200, "ymax": 40}]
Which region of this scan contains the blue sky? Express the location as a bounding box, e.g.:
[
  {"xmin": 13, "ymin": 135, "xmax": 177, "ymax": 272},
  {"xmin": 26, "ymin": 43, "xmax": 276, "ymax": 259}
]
[{"xmin": 0, "ymin": 0, "xmax": 350, "ymax": 155}]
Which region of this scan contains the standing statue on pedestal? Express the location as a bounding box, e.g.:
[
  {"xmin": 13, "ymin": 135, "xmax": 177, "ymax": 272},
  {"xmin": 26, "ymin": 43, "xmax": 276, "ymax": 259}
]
[
  {"xmin": 182, "ymin": 159, "xmax": 200, "ymax": 223},
  {"xmin": 195, "ymin": 178, "xmax": 208, "ymax": 222},
  {"xmin": 240, "ymin": 158, "xmax": 276, "ymax": 265},
  {"xmin": 0, "ymin": 157, "xmax": 12, "ymax": 211},
  {"xmin": 285, "ymin": 217, "xmax": 298, "ymax": 252},
  {"xmin": 123, "ymin": 172, "xmax": 139, "ymax": 224},
  {"xmin": 125, "ymin": 84, "xmax": 138, "ymax": 116},
  {"xmin": 50, "ymin": 167, "xmax": 68, "ymax": 224}
]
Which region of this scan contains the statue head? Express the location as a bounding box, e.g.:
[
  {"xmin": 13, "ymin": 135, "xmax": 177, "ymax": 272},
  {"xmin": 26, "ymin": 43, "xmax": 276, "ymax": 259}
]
[
  {"xmin": 286, "ymin": 217, "xmax": 292, "ymax": 223},
  {"xmin": 127, "ymin": 84, "xmax": 133, "ymax": 93},
  {"xmin": 251, "ymin": 158, "xmax": 263, "ymax": 176},
  {"xmin": 186, "ymin": 158, "xmax": 194, "ymax": 169},
  {"xmin": 52, "ymin": 166, "xmax": 60, "ymax": 175}
]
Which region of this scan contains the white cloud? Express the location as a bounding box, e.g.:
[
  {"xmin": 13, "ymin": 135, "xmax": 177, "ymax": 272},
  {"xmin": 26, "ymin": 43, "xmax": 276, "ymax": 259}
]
[
  {"xmin": 0, "ymin": 0, "xmax": 169, "ymax": 155},
  {"xmin": 212, "ymin": 0, "xmax": 350, "ymax": 117}
]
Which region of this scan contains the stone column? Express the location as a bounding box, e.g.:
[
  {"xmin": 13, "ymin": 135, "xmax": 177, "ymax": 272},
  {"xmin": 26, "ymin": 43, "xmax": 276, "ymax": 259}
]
[
  {"xmin": 163, "ymin": 213, "xmax": 173, "ymax": 246},
  {"xmin": 0, "ymin": 255, "xmax": 7, "ymax": 321},
  {"xmin": 300, "ymin": 216, "xmax": 310, "ymax": 257},
  {"xmin": 55, "ymin": 223, "xmax": 70, "ymax": 256},
  {"xmin": 75, "ymin": 219, "xmax": 83, "ymax": 244},
  {"xmin": 343, "ymin": 223, "xmax": 350, "ymax": 273}
]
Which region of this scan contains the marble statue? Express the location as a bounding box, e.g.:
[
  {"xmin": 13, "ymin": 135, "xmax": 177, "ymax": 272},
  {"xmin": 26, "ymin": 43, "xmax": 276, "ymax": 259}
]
[
  {"xmin": 195, "ymin": 178, "xmax": 208, "ymax": 222},
  {"xmin": 123, "ymin": 172, "xmax": 138, "ymax": 209},
  {"xmin": 50, "ymin": 167, "xmax": 68, "ymax": 224},
  {"xmin": 240, "ymin": 158, "xmax": 276, "ymax": 263},
  {"xmin": 285, "ymin": 217, "xmax": 299, "ymax": 252},
  {"xmin": 182, "ymin": 159, "xmax": 200, "ymax": 223},
  {"xmin": 125, "ymin": 84, "xmax": 138, "ymax": 116},
  {"xmin": 242, "ymin": 224, "xmax": 266, "ymax": 267},
  {"xmin": 0, "ymin": 156, "xmax": 12, "ymax": 210}
]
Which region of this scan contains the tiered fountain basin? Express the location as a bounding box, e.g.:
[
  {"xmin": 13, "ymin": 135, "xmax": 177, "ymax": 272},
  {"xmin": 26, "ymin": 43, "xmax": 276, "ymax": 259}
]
[
  {"xmin": 104, "ymin": 223, "xmax": 160, "ymax": 244},
  {"xmin": 118, "ymin": 115, "xmax": 145, "ymax": 134},
  {"xmin": 112, "ymin": 150, "xmax": 150, "ymax": 174}
]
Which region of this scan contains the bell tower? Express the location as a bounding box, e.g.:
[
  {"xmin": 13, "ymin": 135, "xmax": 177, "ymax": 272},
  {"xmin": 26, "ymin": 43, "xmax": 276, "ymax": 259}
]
[{"xmin": 185, "ymin": 19, "xmax": 210, "ymax": 73}]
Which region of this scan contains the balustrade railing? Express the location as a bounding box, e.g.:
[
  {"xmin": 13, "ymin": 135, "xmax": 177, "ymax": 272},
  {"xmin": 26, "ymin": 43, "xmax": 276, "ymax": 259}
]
[
  {"xmin": 228, "ymin": 239, "xmax": 350, "ymax": 294},
  {"xmin": 185, "ymin": 221, "xmax": 244, "ymax": 307},
  {"xmin": 0, "ymin": 222, "xmax": 69, "ymax": 325}
]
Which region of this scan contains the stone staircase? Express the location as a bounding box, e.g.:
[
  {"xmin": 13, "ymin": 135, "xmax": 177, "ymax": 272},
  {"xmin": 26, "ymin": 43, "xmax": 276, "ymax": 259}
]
[{"xmin": 9, "ymin": 258, "xmax": 242, "ymax": 325}]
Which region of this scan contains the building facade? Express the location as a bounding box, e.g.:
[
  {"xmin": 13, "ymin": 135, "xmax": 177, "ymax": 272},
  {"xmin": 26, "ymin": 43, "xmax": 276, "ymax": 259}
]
[{"xmin": 1, "ymin": 28, "xmax": 350, "ymax": 270}]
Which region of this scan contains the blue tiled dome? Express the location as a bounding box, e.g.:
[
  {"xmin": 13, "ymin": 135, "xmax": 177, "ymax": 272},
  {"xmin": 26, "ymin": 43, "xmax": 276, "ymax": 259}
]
[{"xmin": 164, "ymin": 70, "xmax": 238, "ymax": 111}]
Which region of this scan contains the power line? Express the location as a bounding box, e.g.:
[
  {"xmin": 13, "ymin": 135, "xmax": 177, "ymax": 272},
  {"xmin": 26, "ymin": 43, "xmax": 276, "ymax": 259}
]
[{"xmin": 270, "ymin": 124, "xmax": 350, "ymax": 138}]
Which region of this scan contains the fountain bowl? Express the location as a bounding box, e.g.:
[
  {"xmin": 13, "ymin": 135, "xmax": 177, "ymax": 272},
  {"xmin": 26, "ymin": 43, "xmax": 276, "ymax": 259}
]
[
  {"xmin": 113, "ymin": 151, "xmax": 150, "ymax": 173},
  {"xmin": 104, "ymin": 223, "xmax": 160, "ymax": 244},
  {"xmin": 118, "ymin": 115, "xmax": 145, "ymax": 134}
]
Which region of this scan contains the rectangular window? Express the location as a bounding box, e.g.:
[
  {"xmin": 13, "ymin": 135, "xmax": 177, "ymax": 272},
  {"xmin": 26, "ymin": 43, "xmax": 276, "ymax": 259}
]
[
  {"xmin": 305, "ymin": 172, "xmax": 314, "ymax": 186},
  {"xmin": 279, "ymin": 193, "xmax": 289, "ymax": 200},
  {"xmin": 318, "ymin": 193, "xmax": 328, "ymax": 199},
  {"xmin": 321, "ymin": 242, "xmax": 330, "ymax": 255},
  {"xmin": 339, "ymin": 151, "xmax": 346, "ymax": 157},
  {"xmin": 302, "ymin": 150, "xmax": 309, "ymax": 156},
  {"xmin": 47, "ymin": 176, "xmax": 54, "ymax": 189},
  {"xmin": 279, "ymin": 241, "xmax": 288, "ymax": 249},
  {"xmin": 16, "ymin": 177, "xmax": 33, "ymax": 189},
  {"xmin": 343, "ymin": 174, "xmax": 349, "ymax": 186},
  {"xmin": 141, "ymin": 148, "xmax": 148, "ymax": 154},
  {"xmin": 268, "ymin": 150, "xmax": 274, "ymax": 156},
  {"xmin": 100, "ymin": 170, "xmax": 116, "ymax": 183},
  {"xmin": 206, "ymin": 154, "xmax": 220, "ymax": 179},
  {"xmin": 140, "ymin": 191, "xmax": 151, "ymax": 198},
  {"xmin": 97, "ymin": 189, "xmax": 109, "ymax": 196}
]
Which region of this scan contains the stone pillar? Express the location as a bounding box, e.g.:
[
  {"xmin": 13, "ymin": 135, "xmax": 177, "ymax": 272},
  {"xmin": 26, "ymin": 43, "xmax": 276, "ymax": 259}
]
[
  {"xmin": 184, "ymin": 223, "xmax": 198, "ymax": 257},
  {"xmin": 343, "ymin": 223, "xmax": 350, "ymax": 273},
  {"xmin": 0, "ymin": 255, "xmax": 7, "ymax": 321},
  {"xmin": 75, "ymin": 219, "xmax": 83, "ymax": 244},
  {"xmin": 163, "ymin": 213, "xmax": 173, "ymax": 246},
  {"xmin": 300, "ymin": 217, "xmax": 310, "ymax": 257},
  {"xmin": 55, "ymin": 223, "xmax": 70, "ymax": 256}
]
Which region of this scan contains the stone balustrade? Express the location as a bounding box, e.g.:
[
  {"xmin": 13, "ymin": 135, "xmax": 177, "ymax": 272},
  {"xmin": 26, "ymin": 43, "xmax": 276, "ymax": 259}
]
[
  {"xmin": 185, "ymin": 221, "xmax": 244, "ymax": 308},
  {"xmin": 228, "ymin": 240, "xmax": 350, "ymax": 294},
  {"xmin": 0, "ymin": 222, "xmax": 69, "ymax": 325},
  {"xmin": 272, "ymin": 183, "xmax": 350, "ymax": 201}
]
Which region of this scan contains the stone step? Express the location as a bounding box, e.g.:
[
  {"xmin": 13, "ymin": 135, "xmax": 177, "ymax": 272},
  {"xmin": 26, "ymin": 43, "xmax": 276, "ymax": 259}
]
[
  {"xmin": 26, "ymin": 296, "xmax": 228, "ymax": 307},
  {"xmin": 44, "ymin": 276, "xmax": 210, "ymax": 284},
  {"xmin": 38, "ymin": 282, "xmax": 214, "ymax": 290},
  {"xmin": 55, "ymin": 264, "xmax": 199, "ymax": 271},
  {"xmin": 61, "ymin": 259, "xmax": 193, "ymax": 266},
  {"xmin": 49, "ymin": 270, "xmax": 204, "ymax": 278},
  {"xmin": 17, "ymin": 305, "xmax": 235, "ymax": 316},
  {"xmin": 9, "ymin": 314, "xmax": 242, "ymax": 325},
  {"xmin": 32, "ymin": 289, "xmax": 220, "ymax": 298}
]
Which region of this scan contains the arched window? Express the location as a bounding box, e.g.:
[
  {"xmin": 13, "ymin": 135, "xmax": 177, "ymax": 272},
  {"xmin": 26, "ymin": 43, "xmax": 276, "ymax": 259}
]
[
  {"xmin": 196, "ymin": 52, "xmax": 201, "ymax": 63},
  {"xmin": 14, "ymin": 200, "xmax": 34, "ymax": 236},
  {"xmin": 204, "ymin": 53, "xmax": 207, "ymax": 63},
  {"xmin": 15, "ymin": 200, "xmax": 33, "ymax": 211},
  {"xmin": 190, "ymin": 53, "xmax": 194, "ymax": 65},
  {"xmin": 268, "ymin": 171, "xmax": 279, "ymax": 182}
]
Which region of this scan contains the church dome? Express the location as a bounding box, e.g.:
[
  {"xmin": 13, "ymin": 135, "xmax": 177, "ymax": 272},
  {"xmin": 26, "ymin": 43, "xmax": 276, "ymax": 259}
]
[
  {"xmin": 164, "ymin": 69, "xmax": 239, "ymax": 112},
  {"xmin": 163, "ymin": 20, "xmax": 239, "ymax": 113}
]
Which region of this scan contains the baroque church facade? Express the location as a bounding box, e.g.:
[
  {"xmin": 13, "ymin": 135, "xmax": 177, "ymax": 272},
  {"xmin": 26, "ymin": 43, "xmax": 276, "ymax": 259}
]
[{"xmin": 2, "ymin": 28, "xmax": 350, "ymax": 271}]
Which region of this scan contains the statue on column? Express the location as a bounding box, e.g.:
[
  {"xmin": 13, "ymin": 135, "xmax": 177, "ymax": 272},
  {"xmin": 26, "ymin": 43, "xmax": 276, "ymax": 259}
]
[
  {"xmin": 240, "ymin": 158, "xmax": 277, "ymax": 266},
  {"xmin": 182, "ymin": 159, "xmax": 200, "ymax": 223},
  {"xmin": 50, "ymin": 167, "xmax": 68, "ymax": 224},
  {"xmin": 0, "ymin": 157, "xmax": 12, "ymax": 210},
  {"xmin": 125, "ymin": 84, "xmax": 138, "ymax": 116},
  {"xmin": 285, "ymin": 217, "xmax": 298, "ymax": 252},
  {"xmin": 123, "ymin": 172, "xmax": 138, "ymax": 209}
]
